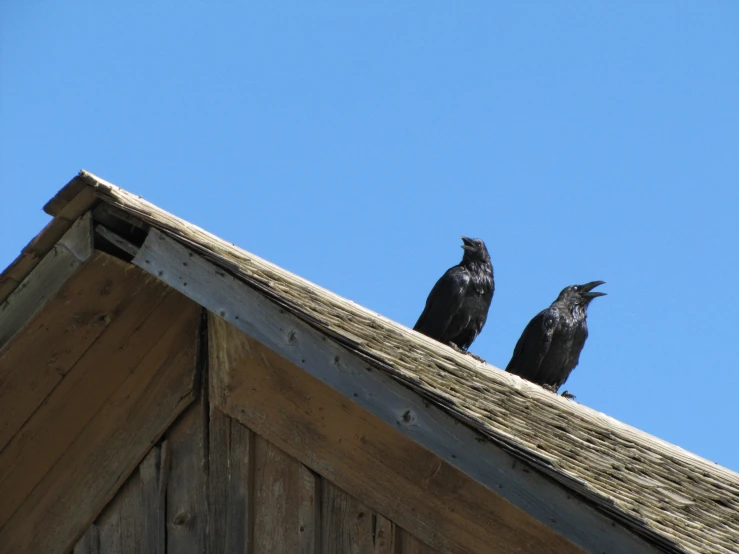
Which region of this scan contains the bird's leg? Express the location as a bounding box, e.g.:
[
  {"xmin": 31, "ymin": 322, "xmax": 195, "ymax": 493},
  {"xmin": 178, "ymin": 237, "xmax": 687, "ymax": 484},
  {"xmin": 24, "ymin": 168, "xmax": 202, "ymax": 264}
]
[
  {"xmin": 542, "ymin": 384, "xmax": 558, "ymax": 394},
  {"xmin": 560, "ymin": 390, "xmax": 577, "ymax": 401}
]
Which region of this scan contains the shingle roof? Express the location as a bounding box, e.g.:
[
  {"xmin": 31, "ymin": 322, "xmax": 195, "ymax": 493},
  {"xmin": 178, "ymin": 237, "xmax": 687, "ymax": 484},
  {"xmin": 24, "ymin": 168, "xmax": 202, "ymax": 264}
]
[{"xmin": 8, "ymin": 171, "xmax": 739, "ymax": 554}]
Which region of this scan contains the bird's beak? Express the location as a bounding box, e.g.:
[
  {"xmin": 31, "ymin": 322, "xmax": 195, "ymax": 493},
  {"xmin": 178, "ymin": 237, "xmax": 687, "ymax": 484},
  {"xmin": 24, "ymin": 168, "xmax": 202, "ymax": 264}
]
[
  {"xmin": 461, "ymin": 236, "xmax": 476, "ymax": 251},
  {"xmin": 581, "ymin": 280, "xmax": 607, "ymax": 298}
]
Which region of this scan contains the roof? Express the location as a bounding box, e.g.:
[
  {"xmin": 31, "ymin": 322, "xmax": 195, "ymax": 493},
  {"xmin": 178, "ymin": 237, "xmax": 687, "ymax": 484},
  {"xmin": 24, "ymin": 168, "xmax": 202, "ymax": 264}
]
[{"xmin": 4, "ymin": 170, "xmax": 739, "ymax": 554}]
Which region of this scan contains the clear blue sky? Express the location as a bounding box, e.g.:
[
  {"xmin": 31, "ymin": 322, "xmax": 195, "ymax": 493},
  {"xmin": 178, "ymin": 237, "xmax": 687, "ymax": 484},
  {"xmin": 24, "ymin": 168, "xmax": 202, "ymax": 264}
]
[{"xmin": 2, "ymin": 3, "xmax": 738, "ymax": 471}]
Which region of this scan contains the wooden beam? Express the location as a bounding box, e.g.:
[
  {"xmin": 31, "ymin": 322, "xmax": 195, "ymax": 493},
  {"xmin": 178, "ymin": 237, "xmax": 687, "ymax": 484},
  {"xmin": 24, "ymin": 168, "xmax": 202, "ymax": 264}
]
[
  {"xmin": 0, "ymin": 212, "xmax": 92, "ymax": 351},
  {"xmin": 94, "ymin": 224, "xmax": 140, "ymax": 257},
  {"xmin": 132, "ymin": 228, "xmax": 660, "ymax": 554},
  {"xmin": 0, "ymin": 271, "xmax": 200, "ymax": 554}
]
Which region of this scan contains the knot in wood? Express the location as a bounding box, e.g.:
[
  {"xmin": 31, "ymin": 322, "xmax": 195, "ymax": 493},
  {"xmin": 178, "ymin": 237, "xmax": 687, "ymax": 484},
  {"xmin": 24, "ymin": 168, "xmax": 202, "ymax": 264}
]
[{"xmin": 172, "ymin": 510, "xmax": 192, "ymax": 527}]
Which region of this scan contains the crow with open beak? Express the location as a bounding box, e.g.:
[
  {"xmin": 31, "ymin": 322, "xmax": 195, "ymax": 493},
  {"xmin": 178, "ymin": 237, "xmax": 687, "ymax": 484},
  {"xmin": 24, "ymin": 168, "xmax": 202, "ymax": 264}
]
[
  {"xmin": 414, "ymin": 237, "xmax": 494, "ymax": 358},
  {"xmin": 505, "ymin": 281, "xmax": 606, "ymax": 399}
]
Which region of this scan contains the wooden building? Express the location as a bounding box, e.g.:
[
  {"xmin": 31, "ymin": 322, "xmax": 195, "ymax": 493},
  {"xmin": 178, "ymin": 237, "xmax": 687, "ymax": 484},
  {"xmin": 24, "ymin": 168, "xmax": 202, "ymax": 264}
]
[{"xmin": 1, "ymin": 171, "xmax": 737, "ymax": 554}]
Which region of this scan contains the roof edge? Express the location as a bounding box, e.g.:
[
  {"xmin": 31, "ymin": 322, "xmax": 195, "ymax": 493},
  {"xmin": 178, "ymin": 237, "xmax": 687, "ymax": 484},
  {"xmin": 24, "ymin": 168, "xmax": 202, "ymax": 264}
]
[
  {"xmin": 74, "ymin": 169, "xmax": 739, "ymax": 486},
  {"xmin": 43, "ymin": 173, "xmax": 88, "ymax": 217}
]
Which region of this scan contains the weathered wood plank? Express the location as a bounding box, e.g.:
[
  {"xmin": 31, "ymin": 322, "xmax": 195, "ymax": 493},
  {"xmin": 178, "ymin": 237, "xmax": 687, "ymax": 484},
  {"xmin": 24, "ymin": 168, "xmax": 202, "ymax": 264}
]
[
  {"xmin": 1, "ymin": 187, "xmax": 96, "ymax": 307},
  {"xmin": 207, "ymin": 407, "xmax": 253, "ymax": 554},
  {"xmin": 43, "ymin": 176, "xmax": 95, "ymax": 218},
  {"xmin": 80, "ymin": 445, "xmax": 165, "ymax": 554},
  {"xmin": 0, "ymin": 251, "xmax": 149, "ymax": 454},
  {"xmin": 252, "ymin": 436, "xmax": 319, "ymax": 554},
  {"xmin": 373, "ymin": 515, "xmax": 396, "ymax": 554},
  {"xmin": 321, "ymin": 480, "xmax": 374, "ymax": 554},
  {"xmin": 0, "ymin": 253, "xmax": 37, "ymax": 311},
  {"xmin": 0, "ymin": 212, "xmax": 92, "ymax": 351},
  {"xmin": 398, "ymin": 529, "xmax": 440, "ymax": 554},
  {"xmin": 134, "ymin": 230, "xmax": 658, "ymax": 554},
  {"xmin": 0, "ymin": 285, "xmax": 200, "ymax": 554},
  {"xmin": 298, "ymin": 465, "xmax": 320, "ymax": 554},
  {"xmin": 252, "ymin": 436, "xmax": 299, "ymax": 554},
  {"xmin": 73, "ymin": 526, "xmax": 100, "ymax": 554},
  {"xmin": 0, "ymin": 274, "xmax": 177, "ymax": 527},
  {"xmin": 96, "ymin": 468, "xmax": 141, "ymax": 554},
  {"xmin": 208, "ymin": 315, "xmax": 583, "ymax": 554},
  {"xmin": 95, "ymin": 224, "xmax": 140, "ymax": 257},
  {"xmin": 139, "ymin": 445, "xmax": 167, "ymax": 553},
  {"xmin": 165, "ymin": 401, "xmax": 207, "ymax": 554}
]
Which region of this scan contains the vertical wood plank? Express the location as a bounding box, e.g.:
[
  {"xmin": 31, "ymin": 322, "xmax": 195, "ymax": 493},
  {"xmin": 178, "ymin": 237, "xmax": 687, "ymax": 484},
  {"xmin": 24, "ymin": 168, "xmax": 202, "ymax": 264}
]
[
  {"xmin": 91, "ymin": 445, "xmax": 166, "ymax": 554},
  {"xmin": 166, "ymin": 402, "xmax": 207, "ymax": 554},
  {"xmin": 298, "ymin": 465, "xmax": 320, "ymax": 554},
  {"xmin": 253, "ymin": 436, "xmax": 299, "ymax": 554},
  {"xmin": 97, "ymin": 473, "xmax": 140, "ymax": 554},
  {"xmin": 139, "ymin": 445, "xmax": 167, "ymax": 553},
  {"xmin": 372, "ymin": 515, "xmax": 396, "ymax": 554},
  {"xmin": 252, "ymin": 436, "xmax": 319, "ymax": 554},
  {"xmin": 73, "ymin": 526, "xmax": 100, "ymax": 554},
  {"xmin": 207, "ymin": 407, "xmax": 252, "ymax": 554},
  {"xmin": 398, "ymin": 529, "xmax": 440, "ymax": 554},
  {"xmin": 321, "ymin": 480, "xmax": 375, "ymax": 554}
]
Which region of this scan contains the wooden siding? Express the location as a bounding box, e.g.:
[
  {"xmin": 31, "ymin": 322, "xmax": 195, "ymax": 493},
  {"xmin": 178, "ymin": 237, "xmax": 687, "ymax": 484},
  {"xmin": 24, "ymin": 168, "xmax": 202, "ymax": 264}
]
[
  {"xmin": 73, "ymin": 400, "xmax": 439, "ymax": 554},
  {"xmin": 208, "ymin": 314, "xmax": 583, "ymax": 554},
  {"xmin": 0, "ymin": 252, "xmax": 200, "ymax": 554}
]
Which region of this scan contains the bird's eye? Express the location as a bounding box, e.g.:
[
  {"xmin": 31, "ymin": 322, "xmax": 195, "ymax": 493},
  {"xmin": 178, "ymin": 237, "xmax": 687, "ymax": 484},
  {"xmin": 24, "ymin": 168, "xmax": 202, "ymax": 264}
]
[{"xmin": 572, "ymin": 286, "xmax": 579, "ymax": 291}]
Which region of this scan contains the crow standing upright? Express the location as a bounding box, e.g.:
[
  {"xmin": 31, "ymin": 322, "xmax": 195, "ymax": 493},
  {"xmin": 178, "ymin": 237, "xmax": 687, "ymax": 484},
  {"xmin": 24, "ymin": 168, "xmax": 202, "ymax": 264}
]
[
  {"xmin": 414, "ymin": 237, "xmax": 494, "ymax": 355},
  {"xmin": 505, "ymin": 281, "xmax": 606, "ymax": 398}
]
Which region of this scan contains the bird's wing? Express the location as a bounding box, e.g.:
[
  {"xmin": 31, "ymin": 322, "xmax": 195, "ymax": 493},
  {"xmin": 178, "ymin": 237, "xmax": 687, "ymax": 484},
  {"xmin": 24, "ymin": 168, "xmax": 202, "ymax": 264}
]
[
  {"xmin": 505, "ymin": 308, "xmax": 558, "ymax": 381},
  {"xmin": 413, "ymin": 266, "xmax": 470, "ymax": 340}
]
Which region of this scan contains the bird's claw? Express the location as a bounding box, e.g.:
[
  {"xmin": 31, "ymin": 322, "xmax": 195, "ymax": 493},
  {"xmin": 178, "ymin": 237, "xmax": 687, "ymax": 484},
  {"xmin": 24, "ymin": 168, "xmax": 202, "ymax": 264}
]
[
  {"xmin": 447, "ymin": 342, "xmax": 466, "ymax": 354},
  {"xmin": 466, "ymin": 352, "xmax": 487, "ymax": 364},
  {"xmin": 445, "ymin": 343, "xmax": 486, "ymax": 363},
  {"xmin": 561, "ymin": 390, "xmax": 577, "ymax": 401},
  {"xmin": 542, "ymin": 384, "xmax": 558, "ymax": 394}
]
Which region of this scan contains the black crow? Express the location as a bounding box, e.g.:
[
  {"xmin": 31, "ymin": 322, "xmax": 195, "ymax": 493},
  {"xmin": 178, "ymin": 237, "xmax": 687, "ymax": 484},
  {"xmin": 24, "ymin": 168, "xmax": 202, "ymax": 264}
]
[
  {"xmin": 505, "ymin": 281, "xmax": 606, "ymax": 398},
  {"xmin": 414, "ymin": 237, "xmax": 494, "ymax": 355}
]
